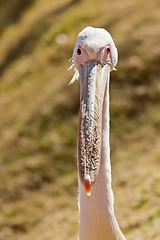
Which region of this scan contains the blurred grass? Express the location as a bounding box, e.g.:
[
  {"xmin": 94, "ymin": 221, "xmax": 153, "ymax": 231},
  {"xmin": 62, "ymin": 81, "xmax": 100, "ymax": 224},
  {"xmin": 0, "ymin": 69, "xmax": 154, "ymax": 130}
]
[{"xmin": 0, "ymin": 0, "xmax": 160, "ymax": 239}]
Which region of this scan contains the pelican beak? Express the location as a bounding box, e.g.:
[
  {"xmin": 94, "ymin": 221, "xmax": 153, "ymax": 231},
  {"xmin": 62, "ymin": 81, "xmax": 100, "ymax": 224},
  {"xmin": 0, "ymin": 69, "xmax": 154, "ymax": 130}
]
[{"xmin": 78, "ymin": 60, "xmax": 110, "ymax": 196}]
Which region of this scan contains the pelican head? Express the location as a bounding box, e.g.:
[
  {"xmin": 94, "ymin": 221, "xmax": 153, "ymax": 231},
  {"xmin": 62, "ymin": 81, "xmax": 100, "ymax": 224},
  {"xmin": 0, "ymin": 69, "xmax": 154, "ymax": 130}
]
[{"xmin": 72, "ymin": 26, "xmax": 118, "ymax": 196}]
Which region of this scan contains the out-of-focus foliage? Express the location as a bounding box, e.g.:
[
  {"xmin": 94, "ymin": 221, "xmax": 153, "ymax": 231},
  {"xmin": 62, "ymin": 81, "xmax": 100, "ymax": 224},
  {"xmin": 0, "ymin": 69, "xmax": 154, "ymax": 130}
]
[{"xmin": 0, "ymin": 0, "xmax": 160, "ymax": 239}]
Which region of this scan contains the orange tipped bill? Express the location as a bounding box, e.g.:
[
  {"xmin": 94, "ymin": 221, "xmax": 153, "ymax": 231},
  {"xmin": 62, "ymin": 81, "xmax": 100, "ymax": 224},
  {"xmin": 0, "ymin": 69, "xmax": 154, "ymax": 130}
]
[{"xmin": 78, "ymin": 61, "xmax": 110, "ymax": 195}]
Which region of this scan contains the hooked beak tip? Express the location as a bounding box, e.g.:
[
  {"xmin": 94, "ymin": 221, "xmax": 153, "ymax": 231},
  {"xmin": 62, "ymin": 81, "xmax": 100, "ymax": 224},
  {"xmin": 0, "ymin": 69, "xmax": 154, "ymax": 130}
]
[{"xmin": 84, "ymin": 177, "xmax": 91, "ymax": 196}]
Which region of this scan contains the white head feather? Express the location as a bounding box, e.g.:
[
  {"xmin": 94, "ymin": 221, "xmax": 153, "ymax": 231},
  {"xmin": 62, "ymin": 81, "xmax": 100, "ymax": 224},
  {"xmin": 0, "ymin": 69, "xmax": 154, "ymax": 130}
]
[{"xmin": 69, "ymin": 26, "xmax": 118, "ymax": 85}]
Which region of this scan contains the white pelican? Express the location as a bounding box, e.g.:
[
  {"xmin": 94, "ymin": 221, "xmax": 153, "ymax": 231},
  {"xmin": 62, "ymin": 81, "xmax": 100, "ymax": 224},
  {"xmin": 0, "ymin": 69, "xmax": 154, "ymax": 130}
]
[{"xmin": 70, "ymin": 27, "xmax": 126, "ymax": 240}]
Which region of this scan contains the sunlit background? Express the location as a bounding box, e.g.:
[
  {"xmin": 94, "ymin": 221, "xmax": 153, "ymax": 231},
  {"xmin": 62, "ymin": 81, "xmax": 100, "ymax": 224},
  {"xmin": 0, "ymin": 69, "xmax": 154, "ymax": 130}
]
[{"xmin": 0, "ymin": 0, "xmax": 160, "ymax": 239}]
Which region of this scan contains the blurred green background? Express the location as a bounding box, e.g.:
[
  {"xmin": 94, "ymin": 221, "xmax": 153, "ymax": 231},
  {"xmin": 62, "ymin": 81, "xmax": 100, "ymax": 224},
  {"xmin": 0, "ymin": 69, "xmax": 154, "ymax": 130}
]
[{"xmin": 0, "ymin": 0, "xmax": 160, "ymax": 239}]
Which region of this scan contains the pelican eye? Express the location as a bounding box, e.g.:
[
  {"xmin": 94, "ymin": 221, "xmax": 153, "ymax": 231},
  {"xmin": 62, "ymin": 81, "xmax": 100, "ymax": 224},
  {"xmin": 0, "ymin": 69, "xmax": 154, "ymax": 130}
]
[
  {"xmin": 107, "ymin": 48, "xmax": 110, "ymax": 54},
  {"xmin": 77, "ymin": 48, "xmax": 81, "ymax": 55}
]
